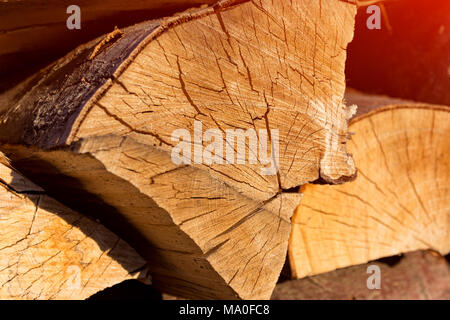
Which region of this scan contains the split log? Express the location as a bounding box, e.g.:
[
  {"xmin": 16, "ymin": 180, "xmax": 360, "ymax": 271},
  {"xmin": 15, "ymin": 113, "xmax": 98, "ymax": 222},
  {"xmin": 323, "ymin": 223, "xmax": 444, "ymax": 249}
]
[
  {"xmin": 273, "ymin": 250, "xmax": 450, "ymax": 300},
  {"xmin": 347, "ymin": 0, "xmax": 450, "ymax": 105},
  {"xmin": 0, "ymin": 153, "xmax": 149, "ymax": 299},
  {"xmin": 288, "ymin": 90, "xmax": 450, "ymax": 279},
  {"xmin": 0, "ymin": 0, "xmax": 216, "ymax": 92},
  {"xmin": 0, "ymin": 0, "xmax": 357, "ymax": 299}
]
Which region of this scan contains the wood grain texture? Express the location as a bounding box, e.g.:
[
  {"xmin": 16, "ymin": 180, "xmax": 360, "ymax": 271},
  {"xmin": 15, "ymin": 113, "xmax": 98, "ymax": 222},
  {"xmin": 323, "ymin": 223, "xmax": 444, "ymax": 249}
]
[
  {"xmin": 0, "ymin": 153, "xmax": 149, "ymax": 300},
  {"xmin": 0, "ymin": 0, "xmax": 357, "ymax": 299},
  {"xmin": 288, "ymin": 91, "xmax": 450, "ymax": 279}
]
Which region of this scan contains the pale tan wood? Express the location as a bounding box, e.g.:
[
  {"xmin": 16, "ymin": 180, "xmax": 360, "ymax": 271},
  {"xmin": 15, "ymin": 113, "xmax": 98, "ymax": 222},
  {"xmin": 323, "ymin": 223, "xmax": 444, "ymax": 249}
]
[
  {"xmin": 0, "ymin": 0, "xmax": 213, "ymax": 33},
  {"xmin": 347, "ymin": 0, "xmax": 450, "ymax": 105},
  {"xmin": 0, "ymin": 153, "xmax": 149, "ymax": 299},
  {"xmin": 289, "ymin": 91, "xmax": 450, "ymax": 279},
  {"xmin": 0, "ymin": 0, "xmax": 357, "ymax": 299}
]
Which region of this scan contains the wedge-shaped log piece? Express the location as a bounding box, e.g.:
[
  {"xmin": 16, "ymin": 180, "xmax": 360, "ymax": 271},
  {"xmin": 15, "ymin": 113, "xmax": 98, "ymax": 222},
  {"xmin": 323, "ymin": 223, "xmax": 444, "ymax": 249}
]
[
  {"xmin": 289, "ymin": 90, "xmax": 450, "ymax": 279},
  {"xmin": 0, "ymin": 153, "xmax": 149, "ymax": 300},
  {"xmin": 0, "ymin": 0, "xmax": 357, "ymax": 299}
]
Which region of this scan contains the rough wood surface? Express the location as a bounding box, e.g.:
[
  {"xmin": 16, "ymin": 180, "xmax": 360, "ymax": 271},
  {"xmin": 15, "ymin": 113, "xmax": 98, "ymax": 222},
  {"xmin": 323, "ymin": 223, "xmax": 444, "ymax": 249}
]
[
  {"xmin": 273, "ymin": 251, "xmax": 450, "ymax": 300},
  {"xmin": 0, "ymin": 0, "xmax": 357, "ymax": 186},
  {"xmin": 0, "ymin": 153, "xmax": 149, "ymax": 300},
  {"xmin": 288, "ymin": 90, "xmax": 450, "ymax": 279},
  {"xmin": 0, "ymin": 0, "xmax": 356, "ymax": 298},
  {"xmin": 0, "ymin": 0, "xmax": 357, "ymax": 299},
  {"xmin": 0, "ymin": 0, "xmax": 216, "ymax": 92}
]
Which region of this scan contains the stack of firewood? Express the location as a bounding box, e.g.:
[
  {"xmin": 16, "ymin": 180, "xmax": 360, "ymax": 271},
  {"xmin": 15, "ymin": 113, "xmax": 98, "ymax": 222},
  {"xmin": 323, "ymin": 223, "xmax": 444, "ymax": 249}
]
[{"xmin": 0, "ymin": 0, "xmax": 448, "ymax": 300}]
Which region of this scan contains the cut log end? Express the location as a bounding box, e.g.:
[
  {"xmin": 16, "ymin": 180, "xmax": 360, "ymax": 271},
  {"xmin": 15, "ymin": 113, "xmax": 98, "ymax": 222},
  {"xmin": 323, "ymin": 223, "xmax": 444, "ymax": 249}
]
[
  {"xmin": 289, "ymin": 91, "xmax": 450, "ymax": 279},
  {"xmin": 0, "ymin": 153, "xmax": 150, "ymax": 300}
]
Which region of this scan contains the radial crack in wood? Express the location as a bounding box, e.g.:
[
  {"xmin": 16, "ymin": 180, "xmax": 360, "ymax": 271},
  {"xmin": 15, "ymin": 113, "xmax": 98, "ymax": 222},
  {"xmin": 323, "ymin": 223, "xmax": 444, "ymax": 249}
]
[
  {"xmin": 0, "ymin": 153, "xmax": 150, "ymax": 300},
  {"xmin": 0, "ymin": 0, "xmax": 357, "ymax": 299},
  {"xmin": 288, "ymin": 90, "xmax": 450, "ymax": 279}
]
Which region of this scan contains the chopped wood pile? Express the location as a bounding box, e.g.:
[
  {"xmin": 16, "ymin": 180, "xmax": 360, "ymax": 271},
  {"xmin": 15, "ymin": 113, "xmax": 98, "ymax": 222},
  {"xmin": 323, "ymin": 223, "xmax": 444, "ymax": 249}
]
[{"xmin": 0, "ymin": 0, "xmax": 448, "ymax": 300}]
